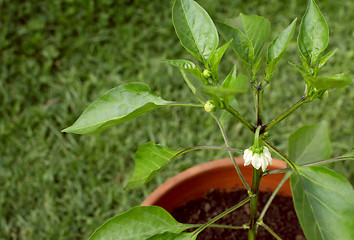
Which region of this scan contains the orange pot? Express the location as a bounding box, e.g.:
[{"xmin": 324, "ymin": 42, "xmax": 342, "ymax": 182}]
[{"xmin": 141, "ymin": 158, "xmax": 290, "ymax": 212}]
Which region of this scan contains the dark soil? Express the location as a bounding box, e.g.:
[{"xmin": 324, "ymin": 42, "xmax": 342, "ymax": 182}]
[{"xmin": 171, "ymin": 189, "xmax": 305, "ymax": 240}]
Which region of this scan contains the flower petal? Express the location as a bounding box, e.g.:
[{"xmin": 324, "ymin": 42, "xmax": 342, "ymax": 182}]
[
  {"xmin": 252, "ymin": 154, "xmax": 262, "ymax": 169},
  {"xmin": 243, "ymin": 149, "xmax": 252, "ymax": 166},
  {"xmin": 261, "ymin": 155, "xmax": 268, "ymax": 171}
]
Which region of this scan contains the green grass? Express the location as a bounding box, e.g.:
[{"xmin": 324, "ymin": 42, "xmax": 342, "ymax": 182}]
[{"xmin": 0, "ymin": 0, "xmax": 353, "ymax": 239}]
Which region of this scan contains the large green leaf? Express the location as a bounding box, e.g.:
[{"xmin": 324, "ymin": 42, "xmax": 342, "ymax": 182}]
[
  {"xmin": 306, "ymin": 72, "xmax": 352, "ymax": 91},
  {"xmin": 291, "ymin": 166, "xmax": 354, "ymax": 240},
  {"xmin": 125, "ymin": 142, "xmax": 179, "ymax": 190},
  {"xmin": 172, "ymin": 0, "xmax": 218, "ymax": 62},
  {"xmin": 216, "ymin": 22, "xmax": 254, "ymax": 63},
  {"xmin": 297, "ymin": 0, "xmax": 329, "ymax": 66},
  {"xmin": 89, "ymin": 206, "xmax": 190, "ymax": 240},
  {"xmin": 161, "ymin": 59, "xmax": 203, "ymax": 80},
  {"xmin": 209, "ymin": 40, "xmax": 231, "ymax": 80},
  {"xmin": 267, "ymin": 18, "xmax": 297, "ymax": 64},
  {"xmin": 62, "ymin": 83, "xmax": 169, "ymax": 134},
  {"xmin": 241, "ymin": 14, "xmax": 270, "ymax": 61},
  {"xmin": 147, "ymin": 232, "xmax": 196, "ymax": 240},
  {"xmin": 288, "ymin": 122, "xmax": 331, "ymax": 165}
]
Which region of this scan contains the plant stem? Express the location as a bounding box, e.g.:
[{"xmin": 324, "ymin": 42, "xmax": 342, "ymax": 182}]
[
  {"xmin": 212, "ymin": 114, "xmax": 251, "ymax": 191},
  {"xmin": 188, "ymin": 223, "xmax": 248, "ymax": 230},
  {"xmin": 191, "ymin": 196, "xmax": 252, "ymax": 238},
  {"xmin": 224, "ymin": 101, "xmax": 256, "ymax": 133},
  {"xmin": 263, "ymin": 96, "xmax": 308, "ymax": 132},
  {"xmin": 255, "ymin": 87, "xmax": 264, "ymax": 126},
  {"xmin": 258, "ymin": 222, "xmax": 283, "ymax": 240},
  {"xmin": 248, "ymin": 168, "xmax": 262, "ymax": 240},
  {"xmin": 258, "ymin": 172, "xmax": 292, "ymax": 220},
  {"xmin": 164, "ymin": 102, "xmax": 204, "ymax": 108},
  {"xmin": 262, "ymin": 138, "xmax": 298, "ymax": 172},
  {"xmin": 263, "ymin": 156, "xmax": 354, "ymax": 176}
]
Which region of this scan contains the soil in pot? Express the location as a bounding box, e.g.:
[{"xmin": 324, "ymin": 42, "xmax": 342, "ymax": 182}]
[{"xmin": 171, "ymin": 188, "xmax": 305, "ymax": 240}]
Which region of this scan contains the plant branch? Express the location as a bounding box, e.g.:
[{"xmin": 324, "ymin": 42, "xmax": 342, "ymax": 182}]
[
  {"xmin": 224, "ymin": 101, "xmax": 256, "ymax": 133},
  {"xmin": 212, "ymin": 114, "xmax": 251, "ymax": 191},
  {"xmin": 258, "ymin": 222, "xmax": 283, "ymax": 240},
  {"xmin": 263, "ymin": 156, "xmax": 354, "ymax": 176},
  {"xmin": 190, "ymin": 196, "xmax": 252, "ymax": 239},
  {"xmin": 164, "ymin": 102, "xmax": 205, "ymax": 108},
  {"xmin": 262, "ymin": 138, "xmax": 298, "ymax": 172},
  {"xmin": 188, "ymin": 223, "xmax": 248, "ymax": 230},
  {"xmin": 263, "ymin": 96, "xmax": 309, "ymax": 132}
]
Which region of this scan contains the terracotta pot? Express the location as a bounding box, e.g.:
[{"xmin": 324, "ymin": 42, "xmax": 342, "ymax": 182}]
[{"xmin": 141, "ymin": 158, "xmax": 290, "ymax": 212}]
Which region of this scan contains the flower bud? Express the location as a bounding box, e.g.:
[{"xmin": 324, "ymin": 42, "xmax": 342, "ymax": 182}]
[
  {"xmin": 204, "ymin": 100, "xmax": 217, "ymax": 112},
  {"xmin": 319, "ymin": 90, "xmax": 329, "ymax": 99},
  {"xmin": 203, "ymin": 69, "xmax": 211, "ymax": 78}
]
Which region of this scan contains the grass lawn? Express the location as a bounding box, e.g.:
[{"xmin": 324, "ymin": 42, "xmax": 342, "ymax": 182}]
[{"xmin": 0, "ymin": 0, "xmax": 353, "ymax": 239}]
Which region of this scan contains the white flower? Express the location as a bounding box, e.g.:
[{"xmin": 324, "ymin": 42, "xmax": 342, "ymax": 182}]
[{"xmin": 243, "ymin": 146, "xmax": 272, "ymax": 171}]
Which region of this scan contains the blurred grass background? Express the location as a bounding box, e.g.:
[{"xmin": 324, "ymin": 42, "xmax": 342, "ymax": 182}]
[{"xmin": 0, "ymin": 0, "xmax": 352, "ymax": 239}]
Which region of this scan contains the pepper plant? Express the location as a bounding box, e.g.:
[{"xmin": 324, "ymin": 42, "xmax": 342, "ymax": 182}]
[{"xmin": 63, "ymin": 0, "xmax": 353, "ymax": 239}]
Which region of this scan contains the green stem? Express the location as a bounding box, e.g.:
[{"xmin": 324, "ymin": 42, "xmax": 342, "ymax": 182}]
[
  {"xmin": 224, "ymin": 101, "xmax": 256, "ymax": 133},
  {"xmin": 258, "ymin": 172, "xmax": 292, "ymax": 220},
  {"xmin": 255, "ymin": 87, "xmax": 264, "ymax": 126},
  {"xmin": 262, "ymin": 138, "xmax": 298, "ymax": 172},
  {"xmin": 212, "ymin": 114, "xmax": 251, "ymax": 191},
  {"xmin": 164, "ymin": 102, "xmax": 204, "ymax": 108},
  {"xmin": 248, "ymin": 168, "xmax": 262, "ymax": 240},
  {"xmin": 258, "ymin": 222, "xmax": 283, "ymax": 240},
  {"xmin": 263, "ymin": 156, "xmax": 354, "ymax": 176},
  {"xmin": 188, "ymin": 223, "xmax": 248, "ymax": 230},
  {"xmin": 263, "ymin": 96, "xmax": 308, "ymax": 132},
  {"xmin": 191, "ymin": 196, "xmax": 252, "ymax": 238}
]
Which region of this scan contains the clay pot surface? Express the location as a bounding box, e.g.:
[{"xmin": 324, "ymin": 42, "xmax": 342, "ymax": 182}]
[{"xmin": 141, "ymin": 158, "xmax": 290, "ymax": 212}]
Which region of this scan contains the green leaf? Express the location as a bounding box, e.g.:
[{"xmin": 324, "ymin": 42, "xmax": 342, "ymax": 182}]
[
  {"xmin": 307, "ymin": 72, "xmax": 352, "ymax": 91},
  {"xmin": 241, "ymin": 14, "xmax": 270, "ymax": 61},
  {"xmin": 252, "ymin": 58, "xmax": 262, "ymax": 77},
  {"xmin": 172, "ymin": 0, "xmax": 218, "ymax": 62},
  {"xmin": 290, "ymin": 166, "xmax": 354, "ymax": 240},
  {"xmin": 288, "ymin": 61, "xmax": 311, "ymax": 82},
  {"xmin": 222, "ymin": 65, "xmax": 248, "ymax": 92},
  {"xmin": 161, "ymin": 59, "xmax": 203, "ymax": 80},
  {"xmin": 209, "ymin": 40, "xmax": 231, "ymax": 80},
  {"xmin": 221, "ymin": 65, "xmax": 237, "ymax": 88},
  {"xmin": 267, "ymin": 18, "xmax": 297, "ymax": 64},
  {"xmin": 147, "ymin": 232, "xmax": 196, "ymax": 240},
  {"xmin": 216, "ymin": 22, "xmax": 254, "ymax": 63},
  {"xmin": 203, "ymin": 73, "xmax": 248, "ymax": 99},
  {"xmin": 125, "ymin": 142, "xmax": 179, "ymax": 190},
  {"xmin": 62, "ymin": 83, "xmax": 169, "ymax": 134},
  {"xmin": 288, "ymin": 122, "xmax": 331, "ymax": 165},
  {"xmin": 89, "ymin": 206, "xmax": 190, "ymax": 240},
  {"xmin": 297, "ymin": 0, "xmax": 329, "ymax": 66},
  {"xmin": 317, "ymin": 48, "xmax": 337, "ymax": 72}
]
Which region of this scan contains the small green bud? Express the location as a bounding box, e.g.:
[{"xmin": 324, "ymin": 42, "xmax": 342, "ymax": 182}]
[
  {"xmin": 204, "ymin": 100, "xmax": 217, "ymax": 112},
  {"xmin": 202, "ymin": 69, "xmax": 211, "ymax": 78},
  {"xmin": 319, "ymin": 90, "xmax": 329, "ymax": 99}
]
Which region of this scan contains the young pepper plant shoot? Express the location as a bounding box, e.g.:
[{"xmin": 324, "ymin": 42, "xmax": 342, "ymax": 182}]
[{"xmin": 62, "ymin": 0, "xmax": 353, "ymax": 239}]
